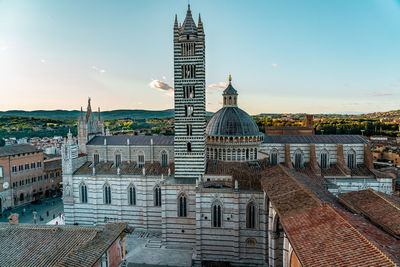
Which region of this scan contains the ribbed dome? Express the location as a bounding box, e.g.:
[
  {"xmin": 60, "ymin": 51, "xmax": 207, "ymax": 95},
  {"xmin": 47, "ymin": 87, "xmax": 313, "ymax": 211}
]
[{"xmin": 206, "ymin": 107, "xmax": 260, "ymax": 136}]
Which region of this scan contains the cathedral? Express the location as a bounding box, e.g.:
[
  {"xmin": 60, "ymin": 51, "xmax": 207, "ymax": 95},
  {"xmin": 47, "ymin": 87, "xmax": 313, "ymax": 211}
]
[{"xmin": 62, "ymin": 5, "xmax": 397, "ymax": 266}]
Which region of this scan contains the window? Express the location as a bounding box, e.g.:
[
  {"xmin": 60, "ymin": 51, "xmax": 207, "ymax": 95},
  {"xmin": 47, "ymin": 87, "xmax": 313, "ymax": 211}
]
[
  {"xmin": 31, "ymin": 162, "xmax": 35, "ymax": 169},
  {"xmin": 212, "ymin": 202, "xmax": 222, "ymax": 228},
  {"xmin": 154, "ymin": 186, "xmax": 161, "ymax": 207},
  {"xmin": 93, "ymin": 153, "xmax": 99, "ymax": 165},
  {"xmin": 137, "ymin": 151, "xmax": 145, "ymax": 168},
  {"xmin": 161, "ymin": 151, "xmax": 168, "ymax": 167},
  {"xmin": 0, "ymin": 166, "xmax": 3, "ymax": 179},
  {"xmin": 320, "ymin": 150, "xmax": 329, "ymax": 169},
  {"xmin": 104, "ymin": 184, "xmax": 111, "ymax": 205},
  {"xmin": 187, "ymin": 142, "xmax": 192, "ymax": 152},
  {"xmin": 12, "ymin": 166, "xmax": 17, "ymax": 173},
  {"xmin": 38, "ymin": 176, "xmax": 43, "ymax": 182},
  {"xmin": 182, "ymin": 64, "xmax": 196, "ymax": 79},
  {"xmin": 25, "ymin": 163, "xmax": 29, "ymax": 170},
  {"xmin": 37, "ymin": 161, "xmax": 42, "ymax": 168},
  {"xmin": 128, "ymin": 186, "xmax": 136, "ymax": 205},
  {"xmin": 44, "ymin": 174, "xmax": 48, "ymax": 180},
  {"xmin": 270, "ymin": 150, "xmax": 278, "ymax": 166},
  {"xmin": 100, "ymin": 251, "xmax": 109, "ymax": 267},
  {"xmin": 183, "ymin": 85, "xmax": 195, "ymax": 98},
  {"xmin": 347, "ymin": 150, "xmax": 356, "ymax": 169},
  {"xmin": 50, "ymin": 173, "xmax": 54, "ymax": 178},
  {"xmin": 186, "ymin": 124, "xmax": 192, "ymax": 136},
  {"xmin": 185, "ymin": 105, "xmax": 194, "ymax": 117},
  {"xmin": 246, "ymin": 201, "xmax": 256, "ymax": 229},
  {"xmin": 294, "ymin": 150, "xmax": 303, "ymax": 168},
  {"xmin": 115, "ymin": 153, "xmax": 121, "ymax": 168},
  {"xmin": 178, "ymin": 195, "xmax": 187, "ymax": 217},
  {"xmin": 80, "ymin": 183, "xmax": 88, "ymax": 203},
  {"xmin": 19, "ymin": 165, "xmax": 23, "ymax": 172},
  {"xmin": 181, "ymin": 42, "xmax": 195, "ymax": 56}
]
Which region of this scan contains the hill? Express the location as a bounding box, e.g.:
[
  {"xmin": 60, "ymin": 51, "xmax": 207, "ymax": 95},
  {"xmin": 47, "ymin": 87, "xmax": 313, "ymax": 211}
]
[{"xmin": 0, "ymin": 109, "xmax": 175, "ymax": 120}]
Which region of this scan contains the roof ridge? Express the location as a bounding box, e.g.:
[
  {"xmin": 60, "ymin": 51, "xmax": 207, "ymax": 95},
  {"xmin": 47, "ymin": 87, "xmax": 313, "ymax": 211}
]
[
  {"xmin": 279, "ymin": 165, "xmax": 323, "ymax": 206},
  {"xmin": 373, "ymin": 190, "xmax": 400, "ymax": 211}
]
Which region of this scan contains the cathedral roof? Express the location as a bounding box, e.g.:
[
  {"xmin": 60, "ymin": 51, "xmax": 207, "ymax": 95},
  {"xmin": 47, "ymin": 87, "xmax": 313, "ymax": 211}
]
[
  {"xmin": 87, "ymin": 135, "xmax": 174, "ymax": 146},
  {"xmin": 206, "ymin": 106, "xmax": 260, "ymax": 136},
  {"xmin": 263, "ymin": 134, "xmax": 368, "ymax": 144}
]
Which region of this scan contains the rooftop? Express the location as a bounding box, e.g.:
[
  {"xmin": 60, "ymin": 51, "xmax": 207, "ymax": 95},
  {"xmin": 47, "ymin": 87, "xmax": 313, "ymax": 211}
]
[
  {"xmin": 263, "ymin": 134, "xmax": 368, "ymax": 144},
  {"xmin": 261, "ymin": 165, "xmax": 400, "ymax": 265},
  {"xmin": 0, "ymin": 223, "xmax": 128, "ymax": 267},
  {"xmin": 339, "ymin": 189, "xmax": 400, "ymax": 239},
  {"xmin": 44, "ymin": 158, "xmax": 62, "ymax": 172},
  {"xmin": 75, "ymin": 161, "xmax": 175, "ymax": 176},
  {"xmin": 0, "ymin": 144, "xmax": 41, "ymax": 157},
  {"xmin": 87, "ymin": 135, "xmax": 174, "ymax": 146}
]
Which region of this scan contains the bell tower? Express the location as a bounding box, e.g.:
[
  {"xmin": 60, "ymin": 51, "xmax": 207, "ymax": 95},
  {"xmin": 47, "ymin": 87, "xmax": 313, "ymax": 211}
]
[{"xmin": 174, "ymin": 5, "xmax": 206, "ymax": 179}]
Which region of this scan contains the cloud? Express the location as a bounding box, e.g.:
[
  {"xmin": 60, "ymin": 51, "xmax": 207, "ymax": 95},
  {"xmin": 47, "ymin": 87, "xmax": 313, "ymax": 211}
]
[
  {"xmin": 271, "ymin": 63, "xmax": 278, "ymax": 67},
  {"xmin": 372, "ymin": 93, "xmax": 393, "ymax": 97},
  {"xmin": 40, "ymin": 59, "xmax": 46, "ymax": 63},
  {"xmin": 208, "ymin": 82, "xmax": 228, "ymax": 89},
  {"xmin": 0, "ymin": 45, "xmax": 8, "ymax": 51},
  {"xmin": 149, "ymin": 80, "xmax": 174, "ymax": 91},
  {"xmin": 92, "ymin": 65, "xmax": 106, "ymax": 73}
]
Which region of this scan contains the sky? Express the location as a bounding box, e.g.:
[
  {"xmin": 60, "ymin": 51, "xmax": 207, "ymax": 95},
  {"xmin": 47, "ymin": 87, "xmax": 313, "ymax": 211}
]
[{"xmin": 0, "ymin": 0, "xmax": 400, "ymax": 114}]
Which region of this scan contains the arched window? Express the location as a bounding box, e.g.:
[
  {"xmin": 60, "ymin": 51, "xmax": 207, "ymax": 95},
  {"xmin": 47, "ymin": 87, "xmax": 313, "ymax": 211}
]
[
  {"xmin": 80, "ymin": 183, "xmax": 88, "ymax": 203},
  {"xmin": 103, "ymin": 184, "xmax": 111, "ymax": 205},
  {"xmin": 229, "ymin": 97, "xmax": 232, "ymax": 105},
  {"xmin": 154, "ymin": 186, "xmax": 161, "ymax": 207},
  {"xmin": 93, "ymin": 153, "xmax": 99, "ymax": 165},
  {"xmin": 161, "ymin": 151, "xmax": 168, "ymax": 167},
  {"xmin": 211, "ymin": 202, "xmax": 222, "ymax": 228},
  {"xmin": 187, "ymin": 142, "xmax": 192, "ymax": 152},
  {"xmin": 320, "ymin": 149, "xmax": 329, "ymax": 169},
  {"xmin": 246, "ymin": 148, "xmax": 249, "ymax": 160},
  {"xmin": 246, "ymin": 201, "xmax": 256, "ymax": 229},
  {"xmin": 270, "ymin": 149, "xmax": 278, "ymax": 166},
  {"xmin": 115, "ymin": 152, "xmax": 121, "ymax": 168},
  {"xmin": 137, "ymin": 151, "xmax": 145, "ymax": 168},
  {"xmin": 128, "ymin": 185, "xmax": 136, "ymax": 206},
  {"xmin": 178, "ymin": 194, "xmax": 187, "ymax": 217},
  {"xmin": 347, "ymin": 149, "xmax": 356, "ymax": 169},
  {"xmin": 294, "ymin": 149, "xmax": 303, "ymax": 168}
]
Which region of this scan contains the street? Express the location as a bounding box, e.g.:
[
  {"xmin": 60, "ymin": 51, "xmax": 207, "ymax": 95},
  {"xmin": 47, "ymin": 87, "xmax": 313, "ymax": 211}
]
[{"xmin": 0, "ymin": 197, "xmax": 63, "ymax": 225}]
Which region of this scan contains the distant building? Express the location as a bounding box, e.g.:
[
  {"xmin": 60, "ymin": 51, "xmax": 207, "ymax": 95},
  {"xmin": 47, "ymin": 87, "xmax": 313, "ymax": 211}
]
[
  {"xmin": 0, "ymin": 222, "xmax": 129, "ymax": 266},
  {"xmin": 265, "ymin": 114, "xmax": 315, "ymax": 135}
]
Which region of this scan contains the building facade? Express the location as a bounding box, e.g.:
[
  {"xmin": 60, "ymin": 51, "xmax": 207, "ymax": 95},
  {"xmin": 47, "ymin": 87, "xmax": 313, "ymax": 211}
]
[{"xmin": 62, "ymin": 5, "xmax": 395, "ymax": 266}]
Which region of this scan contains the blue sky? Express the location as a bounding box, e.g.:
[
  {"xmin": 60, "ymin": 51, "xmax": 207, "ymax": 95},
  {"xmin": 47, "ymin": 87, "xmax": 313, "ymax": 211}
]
[{"xmin": 0, "ymin": 0, "xmax": 399, "ymax": 114}]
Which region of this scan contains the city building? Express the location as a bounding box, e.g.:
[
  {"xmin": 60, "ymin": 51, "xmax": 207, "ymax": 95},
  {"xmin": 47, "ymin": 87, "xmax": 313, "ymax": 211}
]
[
  {"xmin": 61, "ymin": 5, "xmax": 396, "ymax": 266},
  {"xmin": 0, "ymin": 222, "xmax": 129, "ymax": 266},
  {"xmin": 0, "ymin": 144, "xmax": 62, "ymax": 211}
]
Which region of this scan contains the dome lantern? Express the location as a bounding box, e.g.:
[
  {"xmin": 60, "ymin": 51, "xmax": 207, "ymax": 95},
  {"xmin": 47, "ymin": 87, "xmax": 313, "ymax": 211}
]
[{"xmin": 223, "ymin": 75, "xmax": 238, "ymax": 107}]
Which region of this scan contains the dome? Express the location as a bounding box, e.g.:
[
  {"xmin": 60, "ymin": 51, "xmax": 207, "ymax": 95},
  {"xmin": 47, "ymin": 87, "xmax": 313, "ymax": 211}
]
[{"xmin": 206, "ymin": 106, "xmax": 260, "ymax": 136}]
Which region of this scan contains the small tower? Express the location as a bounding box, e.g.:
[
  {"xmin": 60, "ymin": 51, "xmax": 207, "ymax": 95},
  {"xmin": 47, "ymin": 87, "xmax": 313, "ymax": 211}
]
[
  {"xmin": 77, "ymin": 98, "xmax": 104, "ymax": 153},
  {"xmin": 222, "ymin": 75, "xmax": 238, "ymax": 107},
  {"xmin": 62, "ymin": 129, "xmax": 79, "ymax": 175},
  {"xmin": 174, "ymin": 4, "xmax": 206, "ymax": 179}
]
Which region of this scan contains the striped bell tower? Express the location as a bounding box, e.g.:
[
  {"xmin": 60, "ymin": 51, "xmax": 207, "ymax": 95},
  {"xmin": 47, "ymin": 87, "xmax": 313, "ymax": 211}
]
[{"xmin": 174, "ymin": 5, "xmax": 206, "ymax": 179}]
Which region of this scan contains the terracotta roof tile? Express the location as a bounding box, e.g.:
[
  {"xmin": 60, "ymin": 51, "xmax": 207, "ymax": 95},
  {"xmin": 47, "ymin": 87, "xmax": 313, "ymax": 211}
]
[
  {"xmin": 339, "ymin": 189, "xmax": 400, "ymax": 239},
  {"xmin": 0, "ymin": 223, "xmax": 127, "ymax": 267},
  {"xmin": 281, "ymin": 204, "xmax": 396, "ymax": 267}
]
